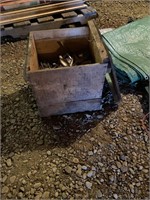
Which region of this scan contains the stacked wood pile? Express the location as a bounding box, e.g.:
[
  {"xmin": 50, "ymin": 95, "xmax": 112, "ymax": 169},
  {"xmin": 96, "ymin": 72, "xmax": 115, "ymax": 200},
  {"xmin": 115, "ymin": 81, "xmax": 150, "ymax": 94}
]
[{"xmin": 0, "ymin": 0, "xmax": 87, "ymax": 26}]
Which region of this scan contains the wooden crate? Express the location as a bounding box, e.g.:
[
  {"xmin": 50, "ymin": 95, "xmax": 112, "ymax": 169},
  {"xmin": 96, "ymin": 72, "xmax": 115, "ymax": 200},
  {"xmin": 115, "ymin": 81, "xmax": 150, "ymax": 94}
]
[{"xmin": 26, "ymin": 21, "xmax": 108, "ymax": 116}]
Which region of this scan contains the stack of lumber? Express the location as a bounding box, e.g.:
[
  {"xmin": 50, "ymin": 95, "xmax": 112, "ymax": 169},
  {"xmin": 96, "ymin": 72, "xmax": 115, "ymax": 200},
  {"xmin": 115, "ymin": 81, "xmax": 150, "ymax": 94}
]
[{"xmin": 0, "ymin": 0, "xmax": 87, "ymax": 26}]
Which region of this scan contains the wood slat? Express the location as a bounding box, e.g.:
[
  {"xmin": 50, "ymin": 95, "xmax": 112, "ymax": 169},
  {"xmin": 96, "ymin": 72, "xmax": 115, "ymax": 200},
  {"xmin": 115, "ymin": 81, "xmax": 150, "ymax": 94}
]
[
  {"xmin": 61, "ymin": 11, "xmax": 78, "ymax": 18},
  {"xmin": 37, "ymin": 16, "xmax": 54, "ymax": 23},
  {"xmin": 13, "ymin": 20, "xmax": 31, "ymax": 27}
]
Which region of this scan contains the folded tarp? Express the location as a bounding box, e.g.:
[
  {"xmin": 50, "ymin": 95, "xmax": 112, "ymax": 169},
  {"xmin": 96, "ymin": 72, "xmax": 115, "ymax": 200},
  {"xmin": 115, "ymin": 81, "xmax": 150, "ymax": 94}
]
[{"xmin": 102, "ymin": 16, "xmax": 150, "ymax": 84}]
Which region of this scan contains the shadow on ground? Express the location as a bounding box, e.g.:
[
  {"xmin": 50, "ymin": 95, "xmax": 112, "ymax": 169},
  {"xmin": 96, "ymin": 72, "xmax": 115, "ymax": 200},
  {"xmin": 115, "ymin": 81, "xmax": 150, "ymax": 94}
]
[{"xmin": 1, "ymin": 80, "xmax": 148, "ymax": 157}]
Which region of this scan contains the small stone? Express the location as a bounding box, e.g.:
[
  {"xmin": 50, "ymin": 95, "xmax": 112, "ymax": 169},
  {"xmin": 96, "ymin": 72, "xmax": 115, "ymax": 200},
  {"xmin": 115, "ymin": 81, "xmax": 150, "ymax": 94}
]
[
  {"xmin": 2, "ymin": 175, "xmax": 7, "ymax": 183},
  {"xmin": 88, "ymin": 151, "xmax": 93, "ymax": 156},
  {"xmin": 143, "ymin": 169, "xmax": 149, "ymax": 173},
  {"xmin": 96, "ymin": 190, "xmax": 103, "ymax": 198},
  {"xmin": 92, "ymin": 166, "xmax": 96, "ymax": 171},
  {"xmin": 52, "ymin": 167, "xmax": 57, "ymax": 173},
  {"xmin": 65, "ymin": 166, "xmax": 72, "ymax": 174},
  {"xmin": 62, "ymin": 192, "xmax": 67, "ymax": 199},
  {"xmin": 76, "ymin": 167, "xmax": 82, "ymax": 177},
  {"xmin": 20, "ymin": 187, "xmax": 25, "ymax": 192},
  {"xmin": 82, "ymin": 166, "xmax": 88, "ymax": 170},
  {"xmin": 97, "ymin": 115, "xmax": 103, "ymax": 119},
  {"xmin": 2, "ymin": 186, "xmax": 9, "ymax": 194},
  {"xmin": 37, "ymin": 140, "xmax": 43, "ymax": 145},
  {"xmin": 83, "ymin": 173, "xmax": 87, "ymax": 179},
  {"xmin": 113, "ymin": 194, "xmax": 118, "ymax": 199},
  {"xmin": 120, "ymin": 154, "xmax": 126, "ymax": 161},
  {"xmin": 47, "ymin": 151, "xmax": 52, "ymax": 156},
  {"xmin": 121, "ymin": 166, "xmax": 128, "ymax": 173},
  {"xmin": 129, "ymin": 168, "xmax": 135, "ymax": 175},
  {"xmin": 22, "ymin": 179, "xmax": 26, "ymax": 185},
  {"xmin": 98, "ymin": 162, "xmax": 104, "ymax": 167},
  {"xmin": 7, "ymin": 193, "xmax": 12, "ymax": 198},
  {"xmin": 30, "ymin": 188, "xmax": 35, "ymax": 195},
  {"xmin": 18, "ymin": 192, "xmax": 23, "ymax": 199},
  {"xmin": 86, "ymin": 181, "xmax": 92, "ymax": 189},
  {"xmin": 116, "ymin": 161, "xmax": 121, "ymax": 169},
  {"xmin": 61, "ymin": 186, "xmax": 66, "ymax": 191},
  {"xmin": 52, "ymin": 125, "xmax": 61, "ymax": 130},
  {"xmin": 72, "ymin": 158, "xmax": 79, "ymax": 164},
  {"xmin": 55, "ymin": 191, "xmax": 59, "ymax": 197},
  {"xmin": 34, "ymin": 182, "xmax": 42, "ymax": 189},
  {"xmin": 87, "ymin": 171, "xmax": 94, "ymax": 178},
  {"xmin": 139, "ymin": 166, "xmax": 143, "ymax": 170},
  {"xmin": 10, "ymin": 176, "xmax": 16, "ymax": 183},
  {"xmin": 109, "ymin": 175, "xmax": 115, "ymax": 182},
  {"xmin": 27, "ymin": 172, "xmax": 32, "ymax": 177},
  {"xmin": 6, "ymin": 159, "xmax": 12, "ymax": 167},
  {"xmin": 123, "ymin": 117, "xmax": 128, "ymax": 122},
  {"xmin": 102, "ymin": 167, "xmax": 105, "ymax": 173},
  {"xmin": 42, "ymin": 191, "xmax": 50, "ymax": 199}
]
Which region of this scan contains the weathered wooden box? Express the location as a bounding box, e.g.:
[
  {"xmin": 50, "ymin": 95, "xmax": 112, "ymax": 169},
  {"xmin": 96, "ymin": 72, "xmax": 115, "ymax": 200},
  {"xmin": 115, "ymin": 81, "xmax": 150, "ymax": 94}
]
[{"xmin": 26, "ymin": 22, "xmax": 108, "ymax": 117}]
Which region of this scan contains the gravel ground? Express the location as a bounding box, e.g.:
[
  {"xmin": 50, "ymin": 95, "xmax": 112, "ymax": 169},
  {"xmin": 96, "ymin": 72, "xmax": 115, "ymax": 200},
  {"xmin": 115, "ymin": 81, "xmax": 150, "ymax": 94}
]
[{"xmin": 1, "ymin": 0, "xmax": 150, "ymax": 199}]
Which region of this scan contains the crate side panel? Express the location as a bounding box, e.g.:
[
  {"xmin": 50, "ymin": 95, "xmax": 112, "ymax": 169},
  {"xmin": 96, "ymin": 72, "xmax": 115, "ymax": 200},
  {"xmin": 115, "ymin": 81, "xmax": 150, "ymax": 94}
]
[{"xmin": 28, "ymin": 63, "xmax": 107, "ymax": 105}]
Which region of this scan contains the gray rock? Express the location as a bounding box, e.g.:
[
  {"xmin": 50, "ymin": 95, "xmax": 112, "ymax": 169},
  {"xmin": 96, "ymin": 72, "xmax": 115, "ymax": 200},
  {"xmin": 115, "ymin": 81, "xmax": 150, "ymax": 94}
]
[
  {"xmin": 65, "ymin": 166, "xmax": 72, "ymax": 174},
  {"xmin": 18, "ymin": 192, "xmax": 23, "ymax": 199},
  {"xmin": 22, "ymin": 179, "xmax": 26, "ymax": 185},
  {"xmin": 72, "ymin": 158, "xmax": 79, "ymax": 164},
  {"xmin": 2, "ymin": 186, "xmax": 9, "ymax": 194},
  {"xmin": 6, "ymin": 158, "xmax": 12, "ymax": 167},
  {"xmin": 2, "ymin": 175, "xmax": 7, "ymax": 183},
  {"xmin": 121, "ymin": 166, "xmax": 128, "ymax": 173},
  {"xmin": 113, "ymin": 194, "xmax": 118, "ymax": 199},
  {"xmin": 82, "ymin": 166, "xmax": 88, "ymax": 170},
  {"xmin": 76, "ymin": 167, "xmax": 82, "ymax": 177},
  {"xmin": 88, "ymin": 151, "xmax": 93, "ymax": 156},
  {"xmin": 86, "ymin": 181, "xmax": 92, "ymax": 189},
  {"xmin": 87, "ymin": 170, "xmax": 94, "ymax": 178},
  {"xmin": 109, "ymin": 175, "xmax": 115, "ymax": 182},
  {"xmin": 55, "ymin": 191, "xmax": 59, "ymax": 197},
  {"xmin": 101, "ymin": 167, "xmax": 105, "ymax": 173},
  {"xmin": 96, "ymin": 190, "xmax": 103, "ymax": 198},
  {"xmin": 47, "ymin": 151, "xmax": 52, "ymax": 156},
  {"xmin": 120, "ymin": 154, "xmax": 126, "ymax": 161},
  {"xmin": 10, "ymin": 176, "xmax": 16, "ymax": 183},
  {"xmin": 34, "ymin": 182, "xmax": 42, "ymax": 189},
  {"xmin": 42, "ymin": 191, "xmax": 50, "ymax": 199},
  {"xmin": 20, "ymin": 187, "xmax": 25, "ymax": 192},
  {"xmin": 37, "ymin": 140, "xmax": 43, "ymax": 145},
  {"xmin": 116, "ymin": 161, "xmax": 121, "ymax": 169}
]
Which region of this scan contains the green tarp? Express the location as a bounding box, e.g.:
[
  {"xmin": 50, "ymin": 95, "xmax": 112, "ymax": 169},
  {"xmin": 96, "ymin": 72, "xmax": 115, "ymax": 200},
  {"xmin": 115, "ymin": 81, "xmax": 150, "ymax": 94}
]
[{"xmin": 102, "ymin": 16, "xmax": 150, "ymax": 84}]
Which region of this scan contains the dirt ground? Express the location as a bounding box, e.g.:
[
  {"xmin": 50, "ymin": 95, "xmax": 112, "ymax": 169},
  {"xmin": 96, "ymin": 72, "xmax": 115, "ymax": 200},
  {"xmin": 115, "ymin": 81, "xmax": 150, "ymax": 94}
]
[{"xmin": 1, "ymin": 0, "xmax": 150, "ymax": 200}]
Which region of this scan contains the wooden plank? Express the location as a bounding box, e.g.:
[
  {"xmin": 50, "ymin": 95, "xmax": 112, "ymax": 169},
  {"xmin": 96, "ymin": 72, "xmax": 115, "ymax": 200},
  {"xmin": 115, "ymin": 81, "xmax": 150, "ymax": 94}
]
[
  {"xmin": 1, "ymin": 25, "xmax": 4, "ymax": 30},
  {"xmin": 36, "ymin": 37, "xmax": 89, "ymax": 56},
  {"xmin": 61, "ymin": 11, "xmax": 78, "ymax": 18},
  {"xmin": 0, "ymin": 1, "xmax": 87, "ymax": 25},
  {"xmin": 1, "ymin": 15, "xmax": 87, "ymax": 38},
  {"xmin": 37, "ymin": 16, "xmax": 54, "ymax": 23},
  {"xmin": 33, "ymin": 26, "xmax": 90, "ymax": 40},
  {"xmin": 28, "ymin": 63, "xmax": 108, "ymax": 105},
  {"xmin": 88, "ymin": 20, "xmax": 108, "ymax": 63},
  {"xmin": 81, "ymin": 7, "xmax": 98, "ymax": 19},
  {"xmin": 27, "ymin": 33, "xmax": 39, "ymax": 72},
  {"xmin": 13, "ymin": 20, "xmax": 31, "ymax": 27},
  {"xmin": 39, "ymin": 98, "xmax": 102, "ymax": 117}
]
